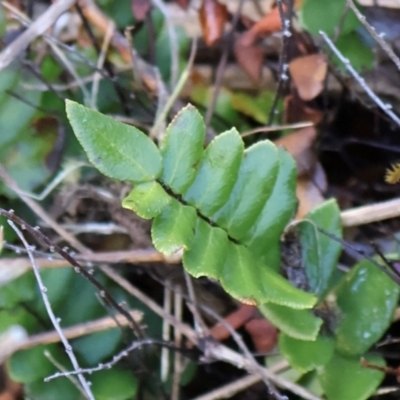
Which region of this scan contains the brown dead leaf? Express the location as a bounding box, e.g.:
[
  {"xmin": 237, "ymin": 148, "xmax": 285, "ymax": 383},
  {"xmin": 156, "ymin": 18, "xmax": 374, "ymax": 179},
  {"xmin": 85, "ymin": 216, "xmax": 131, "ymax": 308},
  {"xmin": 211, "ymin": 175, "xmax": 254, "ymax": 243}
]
[
  {"xmin": 284, "ymin": 94, "xmax": 324, "ymax": 125},
  {"xmin": 131, "ymin": 0, "xmax": 152, "ymax": 21},
  {"xmin": 233, "ymin": 36, "xmax": 265, "ymax": 82},
  {"xmin": 275, "ymin": 127, "xmax": 327, "ymax": 217},
  {"xmin": 275, "ymin": 126, "xmax": 317, "ymax": 177},
  {"xmin": 199, "ymin": 0, "xmax": 228, "ymax": 47},
  {"xmin": 244, "ymin": 318, "xmax": 278, "ymax": 353},
  {"xmin": 240, "ymin": 6, "xmax": 282, "ymax": 47},
  {"xmin": 296, "ymin": 176, "xmax": 326, "ymax": 219},
  {"xmin": 289, "ymin": 54, "xmax": 327, "ymax": 101},
  {"xmin": 209, "ymin": 304, "xmax": 256, "ymax": 341}
]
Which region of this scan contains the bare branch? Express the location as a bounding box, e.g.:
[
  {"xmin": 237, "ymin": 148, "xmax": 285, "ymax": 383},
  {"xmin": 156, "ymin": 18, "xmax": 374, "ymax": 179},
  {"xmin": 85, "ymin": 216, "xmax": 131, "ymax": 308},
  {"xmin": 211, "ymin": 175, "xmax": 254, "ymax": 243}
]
[
  {"xmin": 319, "ymin": 30, "xmax": 400, "ymax": 127},
  {"xmin": 7, "ymin": 220, "xmax": 95, "ymax": 400},
  {"xmin": 347, "ymin": 0, "xmax": 400, "ymax": 72},
  {"xmin": 0, "ymin": 0, "xmax": 76, "ymax": 71},
  {"xmin": 45, "ymin": 338, "xmax": 157, "ymax": 382}
]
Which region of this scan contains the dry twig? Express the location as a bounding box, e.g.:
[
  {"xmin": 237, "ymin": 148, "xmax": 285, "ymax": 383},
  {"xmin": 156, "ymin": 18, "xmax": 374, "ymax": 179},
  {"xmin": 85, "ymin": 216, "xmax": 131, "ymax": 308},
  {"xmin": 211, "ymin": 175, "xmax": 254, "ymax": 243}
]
[
  {"xmin": 0, "ymin": 0, "xmax": 76, "ymax": 71},
  {"xmin": 320, "ymin": 30, "xmax": 400, "ymax": 127},
  {"xmin": 8, "ymin": 219, "xmax": 95, "ymax": 400}
]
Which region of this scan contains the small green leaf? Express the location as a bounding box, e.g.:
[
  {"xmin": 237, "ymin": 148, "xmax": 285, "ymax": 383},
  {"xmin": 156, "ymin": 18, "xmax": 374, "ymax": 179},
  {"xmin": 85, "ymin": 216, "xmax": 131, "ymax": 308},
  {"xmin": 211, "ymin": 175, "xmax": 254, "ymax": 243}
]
[
  {"xmin": 151, "ymin": 198, "xmax": 197, "ymax": 255},
  {"xmin": 219, "ymin": 242, "xmax": 266, "ymax": 304},
  {"xmin": 299, "ymin": 199, "xmax": 342, "ymax": 298},
  {"xmin": 319, "ymin": 352, "xmax": 385, "ymax": 400},
  {"xmin": 56, "ymin": 272, "xmax": 104, "ymax": 327},
  {"xmin": 259, "ymin": 268, "xmax": 317, "ymax": 309},
  {"xmin": 244, "ymin": 148, "xmax": 297, "ymax": 269},
  {"xmin": 259, "ymin": 303, "xmax": 323, "ymax": 340},
  {"xmin": 219, "ymin": 244, "xmax": 316, "ymax": 308},
  {"xmin": 334, "ymin": 260, "xmax": 400, "ymax": 356},
  {"xmin": 279, "ymin": 334, "xmax": 334, "ymax": 373},
  {"xmin": 26, "ymin": 377, "xmax": 80, "ymax": 400},
  {"xmin": 335, "ymin": 31, "xmax": 374, "ymax": 71},
  {"xmin": 213, "ymin": 141, "xmax": 279, "ymax": 240},
  {"xmin": 122, "ymin": 181, "xmax": 171, "ymax": 219},
  {"xmin": 0, "ymin": 271, "xmax": 35, "ymax": 308},
  {"xmin": 7, "ymin": 345, "xmax": 57, "ymax": 383},
  {"xmin": 160, "ymin": 104, "xmax": 205, "ymax": 194},
  {"xmin": 91, "ymin": 368, "xmax": 138, "ymax": 400},
  {"xmin": 231, "ymin": 91, "xmax": 276, "ymax": 124},
  {"xmin": 66, "ymin": 100, "xmax": 162, "ymax": 182},
  {"xmin": 183, "ymin": 128, "xmax": 244, "ymax": 215},
  {"xmin": 73, "ymin": 329, "xmax": 121, "ymax": 365},
  {"xmin": 183, "ymin": 218, "xmax": 229, "ymax": 280},
  {"xmin": 299, "ymin": 0, "xmax": 359, "ymax": 37},
  {"xmin": 34, "ymin": 268, "xmax": 74, "ymax": 317}
]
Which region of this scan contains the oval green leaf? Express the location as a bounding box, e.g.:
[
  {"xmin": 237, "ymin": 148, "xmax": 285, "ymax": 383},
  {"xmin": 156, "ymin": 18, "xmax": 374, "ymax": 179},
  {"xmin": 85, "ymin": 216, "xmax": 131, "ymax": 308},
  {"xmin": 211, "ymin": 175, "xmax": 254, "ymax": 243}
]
[
  {"xmin": 183, "ymin": 218, "xmax": 229, "ymax": 280},
  {"xmin": 299, "ymin": 199, "xmax": 342, "ymax": 298},
  {"xmin": 66, "ymin": 100, "xmax": 162, "ymax": 183},
  {"xmin": 26, "ymin": 377, "xmax": 80, "ymax": 400},
  {"xmin": 183, "ymin": 128, "xmax": 244, "ymax": 215},
  {"xmin": 212, "ymin": 141, "xmax": 279, "ymax": 240},
  {"xmin": 160, "ymin": 104, "xmax": 206, "ymax": 194},
  {"xmin": 151, "ymin": 198, "xmax": 197, "ymax": 255},
  {"xmin": 243, "ymin": 147, "xmax": 297, "ymax": 270},
  {"xmin": 259, "ymin": 302, "xmax": 322, "ymax": 340},
  {"xmin": 122, "ymin": 181, "xmax": 171, "ymax": 219},
  {"xmin": 91, "ymin": 368, "xmax": 138, "ymax": 400},
  {"xmin": 279, "ymin": 334, "xmax": 334, "ymax": 373},
  {"xmin": 299, "ymin": 0, "xmax": 359, "ymax": 37},
  {"xmin": 7, "ymin": 344, "xmax": 58, "ymax": 383},
  {"xmin": 334, "ymin": 259, "xmax": 400, "ymax": 356},
  {"xmin": 319, "ymin": 352, "xmax": 385, "ymax": 400},
  {"xmin": 259, "ymin": 266, "xmax": 317, "ymax": 308},
  {"xmin": 219, "ymin": 242, "xmax": 266, "ymax": 305}
]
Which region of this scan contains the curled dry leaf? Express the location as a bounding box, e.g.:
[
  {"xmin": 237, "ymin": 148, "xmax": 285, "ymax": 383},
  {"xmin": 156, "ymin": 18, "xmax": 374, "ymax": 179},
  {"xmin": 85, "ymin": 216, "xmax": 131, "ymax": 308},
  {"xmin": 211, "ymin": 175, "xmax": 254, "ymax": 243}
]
[
  {"xmin": 199, "ymin": 0, "xmax": 228, "ymax": 47},
  {"xmin": 288, "ymin": 54, "xmax": 328, "ymax": 101}
]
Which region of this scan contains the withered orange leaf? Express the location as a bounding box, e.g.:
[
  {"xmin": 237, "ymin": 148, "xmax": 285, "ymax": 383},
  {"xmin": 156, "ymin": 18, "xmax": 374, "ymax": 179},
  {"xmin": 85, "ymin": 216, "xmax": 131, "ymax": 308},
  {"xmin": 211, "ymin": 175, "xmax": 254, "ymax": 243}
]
[
  {"xmin": 385, "ymin": 163, "xmax": 400, "ymax": 184},
  {"xmin": 289, "ymin": 54, "xmax": 328, "ymax": 101},
  {"xmin": 199, "ymin": 0, "xmax": 228, "ymax": 47}
]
